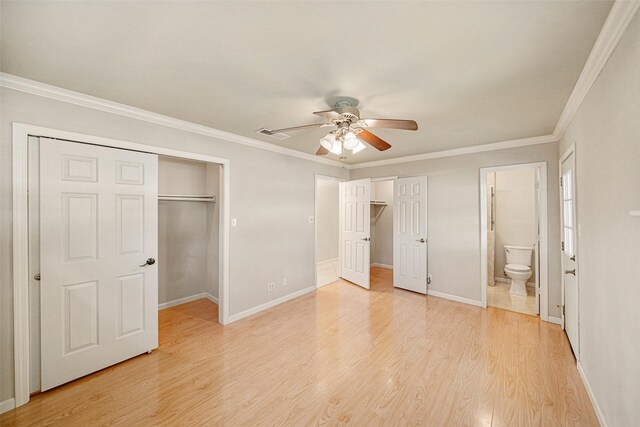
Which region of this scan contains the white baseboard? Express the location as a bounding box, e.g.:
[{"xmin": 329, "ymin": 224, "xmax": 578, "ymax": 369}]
[
  {"xmin": 228, "ymin": 286, "xmax": 316, "ymax": 323},
  {"xmin": 158, "ymin": 292, "xmax": 218, "ymax": 310},
  {"xmin": 205, "ymin": 292, "xmax": 219, "ymax": 304},
  {"xmin": 371, "ymin": 263, "xmax": 393, "ymax": 269},
  {"xmin": 427, "ymin": 289, "xmax": 483, "ymax": 307},
  {"xmin": 547, "ymin": 316, "xmax": 563, "ymax": 325},
  {"xmin": 578, "ymin": 362, "xmax": 608, "ymax": 427},
  {"xmin": 0, "ymin": 398, "xmax": 15, "ymax": 415}
]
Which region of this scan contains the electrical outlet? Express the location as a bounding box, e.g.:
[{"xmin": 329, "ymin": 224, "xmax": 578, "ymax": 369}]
[
  {"xmin": 231, "ymin": 218, "xmax": 237, "ymax": 227},
  {"xmin": 283, "ymin": 278, "xmax": 288, "ymax": 287},
  {"xmin": 267, "ymin": 282, "xmax": 275, "ymax": 293},
  {"xmin": 308, "ymin": 216, "xmax": 314, "ymax": 224}
]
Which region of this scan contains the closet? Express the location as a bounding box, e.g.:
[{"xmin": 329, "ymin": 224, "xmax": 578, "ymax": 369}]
[
  {"xmin": 158, "ymin": 157, "xmax": 220, "ymax": 307},
  {"xmin": 370, "ymin": 180, "xmax": 394, "ymax": 269}
]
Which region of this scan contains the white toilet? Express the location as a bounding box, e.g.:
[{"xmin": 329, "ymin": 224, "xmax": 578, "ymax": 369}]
[{"xmin": 504, "ymin": 245, "xmax": 533, "ymax": 296}]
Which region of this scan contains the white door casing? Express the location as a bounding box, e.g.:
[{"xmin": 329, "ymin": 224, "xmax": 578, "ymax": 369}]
[
  {"xmin": 534, "ymin": 169, "xmax": 541, "ymax": 314},
  {"xmin": 339, "ymin": 179, "xmax": 371, "ymax": 289},
  {"xmin": 393, "ymin": 177, "xmax": 428, "ymax": 294},
  {"xmin": 39, "ymin": 138, "xmax": 158, "ymax": 391},
  {"xmin": 560, "ymin": 151, "xmax": 579, "ymax": 357}
]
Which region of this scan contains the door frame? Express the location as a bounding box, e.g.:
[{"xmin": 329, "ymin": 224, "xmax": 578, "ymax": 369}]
[
  {"xmin": 479, "ymin": 162, "xmax": 549, "ymax": 321},
  {"xmin": 559, "ymin": 144, "xmax": 580, "ymax": 357},
  {"xmin": 314, "ymin": 174, "xmax": 346, "ymax": 288},
  {"xmin": 11, "ymin": 123, "xmax": 231, "ymax": 408}
]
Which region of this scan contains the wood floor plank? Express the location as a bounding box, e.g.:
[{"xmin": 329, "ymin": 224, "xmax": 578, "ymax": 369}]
[{"xmin": 0, "ymin": 268, "xmax": 599, "ymax": 426}]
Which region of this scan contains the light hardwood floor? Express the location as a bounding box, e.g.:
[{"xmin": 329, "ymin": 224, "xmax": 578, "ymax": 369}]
[{"xmin": 1, "ymin": 267, "xmax": 598, "ymax": 426}]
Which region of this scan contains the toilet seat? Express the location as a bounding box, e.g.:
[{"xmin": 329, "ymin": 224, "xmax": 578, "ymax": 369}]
[{"xmin": 505, "ymin": 263, "xmax": 531, "ymax": 272}]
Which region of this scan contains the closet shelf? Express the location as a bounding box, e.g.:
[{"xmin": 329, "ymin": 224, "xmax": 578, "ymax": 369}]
[
  {"xmin": 158, "ymin": 194, "xmax": 216, "ymax": 203},
  {"xmin": 371, "ymin": 200, "xmax": 388, "ymax": 206}
]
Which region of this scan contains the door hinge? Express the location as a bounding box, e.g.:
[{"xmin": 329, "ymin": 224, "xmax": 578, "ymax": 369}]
[
  {"xmin": 562, "ymin": 305, "xmax": 565, "ymax": 316},
  {"xmin": 560, "ymin": 176, "xmax": 563, "ymax": 186},
  {"xmin": 561, "ymin": 241, "xmax": 565, "ymax": 251}
]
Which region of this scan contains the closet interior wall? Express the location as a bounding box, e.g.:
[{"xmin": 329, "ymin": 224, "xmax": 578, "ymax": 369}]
[{"xmin": 158, "ymin": 157, "xmax": 220, "ymax": 304}]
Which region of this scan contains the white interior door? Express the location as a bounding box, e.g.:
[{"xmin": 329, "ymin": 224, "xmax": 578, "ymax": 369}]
[
  {"xmin": 561, "ymin": 152, "xmax": 579, "ymax": 356},
  {"xmin": 393, "ymin": 177, "xmax": 428, "ymax": 294},
  {"xmin": 40, "ymin": 138, "xmax": 158, "ymax": 391},
  {"xmin": 339, "ymin": 179, "xmax": 371, "ymax": 289}
]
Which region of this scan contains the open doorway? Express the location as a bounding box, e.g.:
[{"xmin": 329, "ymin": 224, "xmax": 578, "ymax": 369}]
[
  {"xmin": 314, "ymin": 175, "xmax": 343, "ymax": 287},
  {"xmin": 370, "ymin": 180, "xmax": 394, "ymax": 271},
  {"xmin": 480, "ymin": 163, "xmax": 549, "ymax": 319}
]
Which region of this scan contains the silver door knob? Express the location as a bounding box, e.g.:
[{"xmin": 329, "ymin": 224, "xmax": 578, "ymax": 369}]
[
  {"xmin": 361, "ymin": 237, "xmax": 371, "ymax": 241},
  {"xmin": 139, "ymin": 258, "xmax": 156, "ymax": 267},
  {"xmin": 416, "ymin": 238, "xmax": 426, "ymax": 243},
  {"xmin": 564, "ymin": 269, "xmax": 575, "ymax": 275}
]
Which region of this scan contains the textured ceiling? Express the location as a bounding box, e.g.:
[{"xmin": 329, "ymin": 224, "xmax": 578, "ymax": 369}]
[{"xmin": 1, "ymin": 1, "xmax": 613, "ymax": 163}]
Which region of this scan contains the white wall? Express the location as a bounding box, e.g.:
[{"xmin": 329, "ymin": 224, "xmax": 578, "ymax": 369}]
[
  {"xmin": 315, "ymin": 179, "xmax": 339, "ymax": 263},
  {"xmin": 494, "ymin": 168, "xmax": 537, "ymax": 280},
  {"xmin": 557, "ymin": 11, "xmax": 640, "ymax": 426},
  {"xmin": 350, "ymin": 142, "xmax": 560, "ymax": 309},
  {"xmin": 0, "ymin": 87, "xmax": 348, "ymax": 402},
  {"xmin": 371, "ymin": 180, "xmax": 394, "ymax": 266}
]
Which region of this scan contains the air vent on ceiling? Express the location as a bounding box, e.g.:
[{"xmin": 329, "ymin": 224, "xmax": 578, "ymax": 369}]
[{"xmin": 256, "ymin": 128, "xmax": 290, "ymax": 140}]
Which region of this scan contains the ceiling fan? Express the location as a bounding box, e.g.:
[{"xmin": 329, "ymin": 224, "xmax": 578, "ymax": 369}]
[{"xmin": 257, "ymin": 99, "xmax": 418, "ymax": 156}]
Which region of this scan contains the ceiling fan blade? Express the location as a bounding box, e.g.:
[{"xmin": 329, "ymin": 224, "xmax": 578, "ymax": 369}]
[
  {"xmin": 313, "ymin": 109, "xmax": 342, "ymax": 120},
  {"xmin": 315, "ymin": 146, "xmax": 329, "ymax": 155},
  {"xmin": 359, "ymin": 119, "xmax": 418, "ymax": 131},
  {"xmin": 259, "ymin": 123, "xmax": 333, "ymax": 134},
  {"xmin": 357, "ymin": 129, "xmax": 392, "ymax": 151}
]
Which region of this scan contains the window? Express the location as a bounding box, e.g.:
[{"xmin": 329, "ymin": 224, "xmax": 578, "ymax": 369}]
[{"xmin": 562, "ymin": 170, "xmax": 574, "ymax": 256}]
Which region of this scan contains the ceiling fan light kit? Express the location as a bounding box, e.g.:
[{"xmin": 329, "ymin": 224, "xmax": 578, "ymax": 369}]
[{"xmin": 257, "ymin": 98, "xmax": 418, "ymax": 158}]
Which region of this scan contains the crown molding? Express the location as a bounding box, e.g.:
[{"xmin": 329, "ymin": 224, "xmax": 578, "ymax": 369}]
[
  {"xmin": 348, "ymin": 134, "xmax": 557, "ymax": 170},
  {"xmin": 0, "ymin": 73, "xmax": 348, "ymax": 169},
  {"xmin": 553, "ymin": 0, "xmax": 640, "ymax": 140}
]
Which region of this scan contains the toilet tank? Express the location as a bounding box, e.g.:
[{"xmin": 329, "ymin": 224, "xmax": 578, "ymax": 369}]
[{"xmin": 504, "ymin": 245, "xmax": 533, "ymax": 266}]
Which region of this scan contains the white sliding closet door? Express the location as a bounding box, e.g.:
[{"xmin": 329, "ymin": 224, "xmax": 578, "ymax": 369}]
[
  {"xmin": 339, "ymin": 179, "xmax": 371, "ymax": 289},
  {"xmin": 393, "ymin": 177, "xmax": 428, "ymax": 294},
  {"xmin": 39, "ymin": 138, "xmax": 158, "ymax": 391}
]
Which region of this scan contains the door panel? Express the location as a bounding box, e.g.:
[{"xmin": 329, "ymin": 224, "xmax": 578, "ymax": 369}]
[
  {"xmin": 40, "ymin": 138, "xmax": 158, "ymax": 391},
  {"xmin": 340, "ymin": 179, "xmax": 371, "ymax": 288},
  {"xmin": 561, "ymin": 152, "xmax": 579, "ymax": 356},
  {"xmin": 63, "ymin": 281, "xmax": 99, "ymax": 354},
  {"xmin": 394, "ymin": 177, "xmax": 428, "ymax": 294}
]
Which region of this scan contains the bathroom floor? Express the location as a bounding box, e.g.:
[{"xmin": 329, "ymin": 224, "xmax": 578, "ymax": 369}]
[{"xmin": 488, "ymin": 281, "xmax": 537, "ymax": 316}]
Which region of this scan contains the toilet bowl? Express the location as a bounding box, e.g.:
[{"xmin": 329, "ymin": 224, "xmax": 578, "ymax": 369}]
[
  {"xmin": 504, "ymin": 263, "xmax": 532, "ymax": 296},
  {"xmin": 504, "ymin": 245, "xmax": 534, "ymax": 296}
]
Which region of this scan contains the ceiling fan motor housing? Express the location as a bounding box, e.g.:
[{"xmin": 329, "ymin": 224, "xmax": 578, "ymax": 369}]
[{"xmin": 333, "ymin": 106, "xmax": 360, "ymax": 123}]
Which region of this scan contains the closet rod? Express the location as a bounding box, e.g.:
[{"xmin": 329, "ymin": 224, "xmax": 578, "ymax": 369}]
[{"xmin": 158, "ymin": 195, "xmax": 216, "ymax": 202}]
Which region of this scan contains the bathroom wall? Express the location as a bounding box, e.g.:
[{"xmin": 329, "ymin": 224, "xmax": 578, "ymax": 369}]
[
  {"xmin": 494, "ymin": 168, "xmax": 537, "ymax": 281},
  {"xmin": 371, "ymin": 180, "xmax": 394, "ymax": 267},
  {"xmin": 315, "ymin": 179, "xmax": 340, "ymax": 263}
]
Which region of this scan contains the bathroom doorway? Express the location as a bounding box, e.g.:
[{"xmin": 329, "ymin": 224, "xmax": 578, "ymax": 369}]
[{"xmin": 480, "ymin": 163, "xmax": 549, "ymax": 319}]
